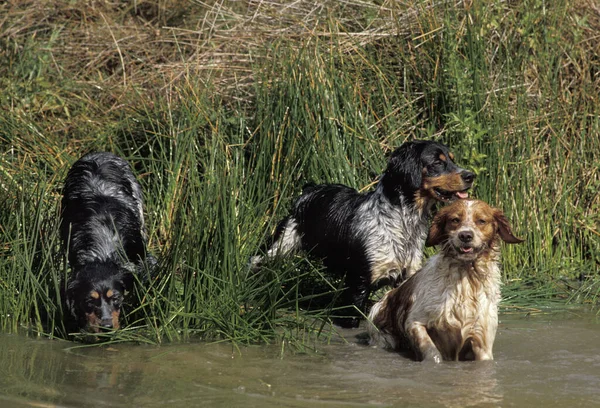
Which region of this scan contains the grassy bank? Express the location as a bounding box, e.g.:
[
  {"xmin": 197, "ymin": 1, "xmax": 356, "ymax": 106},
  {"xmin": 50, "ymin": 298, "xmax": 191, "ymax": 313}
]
[{"xmin": 1, "ymin": 0, "xmax": 599, "ymax": 344}]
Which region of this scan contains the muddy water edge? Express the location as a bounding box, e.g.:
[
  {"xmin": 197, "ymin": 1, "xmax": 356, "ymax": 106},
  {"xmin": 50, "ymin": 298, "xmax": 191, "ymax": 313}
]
[{"xmin": 1, "ymin": 311, "xmax": 599, "ymax": 408}]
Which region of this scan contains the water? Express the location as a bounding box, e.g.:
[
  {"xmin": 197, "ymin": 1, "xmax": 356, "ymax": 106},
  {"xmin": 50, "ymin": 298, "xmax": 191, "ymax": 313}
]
[{"xmin": 1, "ymin": 311, "xmax": 599, "ymax": 407}]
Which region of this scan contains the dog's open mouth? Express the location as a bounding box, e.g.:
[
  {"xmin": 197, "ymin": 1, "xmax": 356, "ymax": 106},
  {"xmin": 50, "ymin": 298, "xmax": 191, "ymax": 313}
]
[
  {"xmin": 454, "ymin": 244, "xmax": 481, "ymax": 259},
  {"xmin": 434, "ymin": 188, "xmax": 470, "ymax": 202},
  {"xmin": 458, "ymin": 245, "xmax": 474, "ymax": 254}
]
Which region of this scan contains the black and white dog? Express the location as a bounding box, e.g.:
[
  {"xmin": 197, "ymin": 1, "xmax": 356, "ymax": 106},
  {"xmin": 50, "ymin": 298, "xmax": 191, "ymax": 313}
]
[
  {"xmin": 60, "ymin": 152, "xmax": 153, "ymax": 333},
  {"xmin": 250, "ymin": 140, "xmax": 474, "ymax": 327}
]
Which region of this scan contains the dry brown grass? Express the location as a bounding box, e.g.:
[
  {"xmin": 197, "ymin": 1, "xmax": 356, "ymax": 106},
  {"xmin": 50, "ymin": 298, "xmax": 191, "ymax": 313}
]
[{"xmin": 0, "ymin": 0, "xmax": 412, "ymax": 100}]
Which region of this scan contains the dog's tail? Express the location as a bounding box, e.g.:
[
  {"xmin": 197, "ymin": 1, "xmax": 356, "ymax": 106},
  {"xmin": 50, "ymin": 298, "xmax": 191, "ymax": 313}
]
[{"xmin": 248, "ymin": 216, "xmax": 290, "ymax": 271}]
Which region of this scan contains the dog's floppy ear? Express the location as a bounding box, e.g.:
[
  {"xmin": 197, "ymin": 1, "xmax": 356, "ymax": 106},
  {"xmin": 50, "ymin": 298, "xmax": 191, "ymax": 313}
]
[
  {"xmin": 494, "ymin": 209, "xmax": 524, "ymax": 244},
  {"xmin": 119, "ymin": 263, "xmax": 136, "ymax": 293},
  {"xmin": 426, "ymin": 208, "xmax": 448, "ymax": 247},
  {"xmin": 382, "ymin": 142, "xmax": 423, "ymax": 200},
  {"xmin": 65, "ymin": 276, "xmax": 82, "ymax": 320}
]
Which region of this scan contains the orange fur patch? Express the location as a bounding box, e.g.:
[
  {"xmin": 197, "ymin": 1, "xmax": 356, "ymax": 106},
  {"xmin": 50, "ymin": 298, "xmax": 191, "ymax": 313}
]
[
  {"xmin": 90, "ymin": 291, "xmax": 100, "ymax": 299},
  {"xmin": 85, "ymin": 312, "xmax": 101, "ymax": 332},
  {"xmin": 111, "ymin": 310, "xmax": 120, "ymax": 330},
  {"xmin": 422, "ymin": 173, "xmax": 469, "ymax": 193},
  {"xmin": 106, "ymin": 289, "xmax": 114, "ymax": 298}
]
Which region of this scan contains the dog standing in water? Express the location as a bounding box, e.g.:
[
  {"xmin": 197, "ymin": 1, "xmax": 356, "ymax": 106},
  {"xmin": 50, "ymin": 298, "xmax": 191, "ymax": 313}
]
[
  {"xmin": 251, "ymin": 140, "xmax": 475, "ymax": 327},
  {"xmin": 60, "ymin": 152, "xmax": 153, "ymax": 333},
  {"xmin": 368, "ymin": 199, "xmax": 523, "ymax": 362}
]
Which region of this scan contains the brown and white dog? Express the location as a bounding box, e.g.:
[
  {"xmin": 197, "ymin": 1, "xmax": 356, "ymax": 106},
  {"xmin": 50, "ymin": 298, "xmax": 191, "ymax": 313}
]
[{"xmin": 368, "ymin": 199, "xmax": 523, "ymax": 362}]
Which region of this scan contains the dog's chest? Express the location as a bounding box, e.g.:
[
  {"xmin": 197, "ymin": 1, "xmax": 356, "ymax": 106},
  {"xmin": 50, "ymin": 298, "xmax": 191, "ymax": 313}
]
[
  {"xmin": 357, "ymin": 201, "xmax": 427, "ymax": 282},
  {"xmin": 431, "ymin": 268, "xmax": 499, "ymax": 329}
]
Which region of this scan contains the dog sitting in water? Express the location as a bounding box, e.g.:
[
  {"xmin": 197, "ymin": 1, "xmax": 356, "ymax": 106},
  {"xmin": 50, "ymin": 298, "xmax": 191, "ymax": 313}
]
[
  {"xmin": 60, "ymin": 152, "xmax": 153, "ymax": 333},
  {"xmin": 250, "ymin": 140, "xmax": 475, "ymax": 327},
  {"xmin": 368, "ymin": 198, "xmax": 523, "ymax": 362}
]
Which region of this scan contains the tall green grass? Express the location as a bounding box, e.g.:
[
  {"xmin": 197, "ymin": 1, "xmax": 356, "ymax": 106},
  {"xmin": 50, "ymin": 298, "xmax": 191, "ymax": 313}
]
[{"xmin": 1, "ymin": 0, "xmax": 599, "ymax": 344}]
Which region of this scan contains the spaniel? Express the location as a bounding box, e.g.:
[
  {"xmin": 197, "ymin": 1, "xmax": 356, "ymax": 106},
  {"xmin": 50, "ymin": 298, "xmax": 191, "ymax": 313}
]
[
  {"xmin": 251, "ymin": 140, "xmax": 474, "ymax": 327},
  {"xmin": 368, "ymin": 198, "xmax": 523, "ymax": 361},
  {"xmin": 60, "ymin": 152, "xmax": 155, "ymax": 333}
]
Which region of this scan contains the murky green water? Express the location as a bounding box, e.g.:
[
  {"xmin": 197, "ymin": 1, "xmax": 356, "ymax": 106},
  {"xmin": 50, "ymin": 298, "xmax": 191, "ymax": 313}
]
[{"xmin": 1, "ymin": 311, "xmax": 599, "ymax": 407}]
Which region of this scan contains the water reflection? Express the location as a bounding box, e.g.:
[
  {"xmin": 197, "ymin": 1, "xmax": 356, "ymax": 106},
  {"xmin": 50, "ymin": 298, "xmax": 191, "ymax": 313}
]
[
  {"xmin": 0, "ymin": 313, "xmax": 599, "ymax": 407},
  {"xmin": 0, "ymin": 338, "xmax": 146, "ymax": 406},
  {"xmin": 437, "ymin": 362, "xmax": 502, "ymax": 408}
]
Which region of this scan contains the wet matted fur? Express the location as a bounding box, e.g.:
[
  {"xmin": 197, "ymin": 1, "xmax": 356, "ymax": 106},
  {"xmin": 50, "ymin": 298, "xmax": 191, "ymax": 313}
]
[
  {"xmin": 60, "ymin": 152, "xmax": 153, "ymax": 333},
  {"xmin": 368, "ymin": 199, "xmax": 523, "ymax": 362},
  {"xmin": 251, "ymin": 140, "xmax": 475, "ymax": 328}
]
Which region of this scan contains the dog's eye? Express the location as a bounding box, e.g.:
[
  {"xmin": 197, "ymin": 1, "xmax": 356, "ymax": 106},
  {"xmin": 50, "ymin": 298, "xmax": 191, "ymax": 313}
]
[
  {"xmin": 477, "ymin": 219, "xmax": 487, "ymax": 225},
  {"xmin": 110, "ymin": 292, "xmax": 122, "ymax": 301},
  {"xmin": 86, "ymin": 298, "xmax": 99, "ymax": 307},
  {"xmin": 450, "ymin": 217, "xmax": 460, "ymax": 224}
]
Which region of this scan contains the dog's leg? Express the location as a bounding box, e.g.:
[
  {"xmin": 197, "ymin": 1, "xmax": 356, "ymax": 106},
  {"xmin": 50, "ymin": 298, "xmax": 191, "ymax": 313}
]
[
  {"xmin": 334, "ymin": 272, "xmax": 370, "ymax": 329},
  {"xmin": 405, "ymin": 254, "xmax": 423, "ymax": 280},
  {"xmin": 407, "ymin": 322, "xmax": 442, "ymax": 363},
  {"xmin": 249, "ymin": 217, "xmax": 301, "ymax": 270},
  {"xmin": 470, "ymin": 339, "xmax": 494, "ymax": 361},
  {"xmin": 470, "ymin": 326, "xmax": 496, "ymax": 361},
  {"xmin": 469, "ymin": 312, "xmax": 497, "ymax": 361}
]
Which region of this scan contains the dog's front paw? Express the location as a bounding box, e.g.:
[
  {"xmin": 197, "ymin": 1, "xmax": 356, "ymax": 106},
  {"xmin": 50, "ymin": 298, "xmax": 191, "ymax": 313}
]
[{"xmin": 421, "ymin": 348, "xmax": 442, "ymax": 363}]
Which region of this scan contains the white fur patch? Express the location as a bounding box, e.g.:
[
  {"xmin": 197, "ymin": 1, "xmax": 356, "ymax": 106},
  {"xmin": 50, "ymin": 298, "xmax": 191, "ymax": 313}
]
[
  {"xmin": 356, "ymin": 184, "xmax": 430, "ymax": 283},
  {"xmin": 250, "ymin": 218, "xmax": 301, "ymax": 269}
]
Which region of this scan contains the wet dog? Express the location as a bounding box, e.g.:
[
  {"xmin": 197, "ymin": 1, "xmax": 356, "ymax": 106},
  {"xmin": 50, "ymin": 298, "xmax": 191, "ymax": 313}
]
[
  {"xmin": 368, "ymin": 199, "xmax": 523, "ymax": 362},
  {"xmin": 250, "ymin": 140, "xmax": 475, "ymax": 327},
  {"xmin": 60, "ymin": 152, "xmax": 153, "ymax": 333}
]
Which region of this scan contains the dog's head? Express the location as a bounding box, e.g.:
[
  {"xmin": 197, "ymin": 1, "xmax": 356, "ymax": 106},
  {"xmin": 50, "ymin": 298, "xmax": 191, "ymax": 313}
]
[
  {"xmin": 66, "ymin": 263, "xmax": 132, "ymax": 333},
  {"xmin": 381, "ymin": 140, "xmax": 475, "ymax": 206},
  {"xmin": 426, "ymin": 199, "xmax": 523, "ymax": 261}
]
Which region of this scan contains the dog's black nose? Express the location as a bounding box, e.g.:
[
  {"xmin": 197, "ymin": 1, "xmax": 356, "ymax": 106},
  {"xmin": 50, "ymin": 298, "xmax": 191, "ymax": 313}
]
[
  {"xmin": 461, "ymin": 171, "xmax": 475, "ymax": 184},
  {"xmin": 100, "ymin": 319, "xmax": 114, "ymax": 328},
  {"xmin": 458, "ymin": 231, "xmax": 474, "ymax": 243}
]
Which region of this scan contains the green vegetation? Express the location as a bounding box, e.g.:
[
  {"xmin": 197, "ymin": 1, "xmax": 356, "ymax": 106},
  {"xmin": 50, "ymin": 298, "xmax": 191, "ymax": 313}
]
[{"xmin": 1, "ymin": 0, "xmax": 599, "ymax": 344}]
